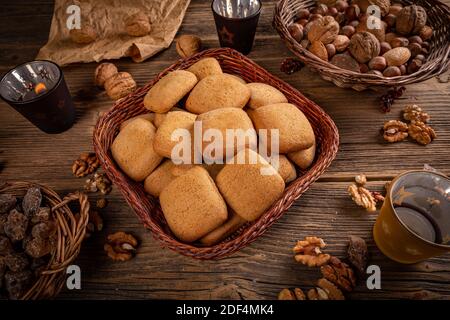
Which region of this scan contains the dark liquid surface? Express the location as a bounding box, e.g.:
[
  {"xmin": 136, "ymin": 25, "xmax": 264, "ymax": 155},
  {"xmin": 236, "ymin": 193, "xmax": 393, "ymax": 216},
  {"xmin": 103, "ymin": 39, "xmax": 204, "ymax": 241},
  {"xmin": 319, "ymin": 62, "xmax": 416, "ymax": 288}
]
[{"xmin": 394, "ymin": 205, "xmax": 442, "ymax": 243}]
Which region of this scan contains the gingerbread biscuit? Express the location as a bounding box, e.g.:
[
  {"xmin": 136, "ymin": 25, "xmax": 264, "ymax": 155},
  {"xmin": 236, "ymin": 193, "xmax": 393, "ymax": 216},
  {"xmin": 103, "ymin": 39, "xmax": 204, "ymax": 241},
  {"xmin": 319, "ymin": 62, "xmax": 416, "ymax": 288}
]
[
  {"xmin": 186, "ymin": 74, "xmax": 250, "ymax": 114},
  {"xmin": 120, "ymin": 113, "xmax": 155, "ymax": 131},
  {"xmin": 153, "ymin": 107, "xmax": 183, "ymax": 128},
  {"xmin": 144, "ymin": 70, "xmax": 197, "ymax": 113},
  {"xmin": 277, "ymin": 155, "xmax": 297, "ymax": 183},
  {"xmin": 111, "ymin": 118, "xmax": 163, "ymax": 181},
  {"xmin": 144, "ymin": 160, "xmax": 177, "ymax": 197},
  {"xmin": 248, "ymin": 103, "xmax": 315, "ymax": 153},
  {"xmin": 223, "ymin": 73, "xmax": 246, "ymax": 84},
  {"xmin": 246, "ymin": 83, "xmax": 288, "ymax": 109},
  {"xmin": 216, "ymin": 148, "xmax": 285, "ymax": 221},
  {"xmin": 288, "ymin": 140, "xmax": 316, "ymax": 170},
  {"xmin": 153, "ymin": 111, "xmax": 196, "ymax": 158},
  {"xmin": 160, "ymin": 166, "xmax": 228, "ymax": 242},
  {"xmin": 196, "ymin": 108, "xmax": 256, "ymax": 160},
  {"xmin": 187, "ymin": 58, "xmax": 223, "ymax": 80}
]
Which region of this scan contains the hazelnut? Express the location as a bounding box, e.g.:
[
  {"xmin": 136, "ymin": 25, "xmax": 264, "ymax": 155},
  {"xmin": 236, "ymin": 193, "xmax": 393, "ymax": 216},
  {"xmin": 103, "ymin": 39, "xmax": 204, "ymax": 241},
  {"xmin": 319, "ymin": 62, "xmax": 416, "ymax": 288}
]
[
  {"xmin": 357, "ymin": 15, "xmax": 386, "ymax": 42},
  {"xmin": 341, "ymin": 25, "xmax": 356, "ymax": 38},
  {"xmin": 309, "ymin": 41, "xmax": 329, "ymax": 61},
  {"xmin": 125, "ymin": 12, "xmax": 151, "ymax": 37},
  {"xmin": 335, "ymin": 0, "xmax": 349, "ymax": 12},
  {"xmin": 308, "ymin": 16, "xmax": 340, "ymax": 44},
  {"xmin": 348, "ymin": 32, "xmax": 381, "ymax": 63},
  {"xmin": 327, "ymin": 7, "xmax": 339, "ymax": 17},
  {"xmin": 349, "ymin": 20, "xmax": 360, "ymax": 28},
  {"xmin": 296, "ymin": 9, "xmax": 310, "ymax": 20},
  {"xmin": 289, "ymin": 23, "xmax": 304, "ymax": 42},
  {"xmin": 104, "ymin": 72, "xmax": 137, "ymax": 100},
  {"xmin": 390, "ymin": 37, "xmax": 409, "ymax": 48},
  {"xmin": 70, "ymin": 25, "xmax": 97, "ymax": 44},
  {"xmin": 389, "ymin": 5, "xmax": 403, "ymax": 16},
  {"xmin": 383, "ymin": 66, "xmax": 401, "ymax": 77},
  {"xmin": 419, "ymin": 26, "xmax": 433, "ymax": 41},
  {"xmin": 408, "ymin": 35, "xmax": 423, "ymax": 45},
  {"xmin": 333, "ymin": 35, "xmax": 350, "ymax": 51},
  {"xmin": 94, "ymin": 63, "xmax": 118, "ymax": 87},
  {"xmin": 399, "ymin": 64, "xmax": 407, "ymax": 75},
  {"xmin": 408, "ymin": 43, "xmax": 422, "ymax": 57},
  {"xmin": 385, "ymin": 32, "xmax": 398, "ymax": 43},
  {"xmin": 326, "ymin": 43, "xmax": 336, "ymax": 58},
  {"xmin": 396, "ymin": 5, "xmax": 427, "ymax": 35},
  {"xmin": 330, "ymin": 54, "xmax": 361, "ymax": 72},
  {"xmin": 407, "ymin": 59, "xmax": 423, "ymax": 74},
  {"xmin": 316, "ymin": 4, "xmax": 329, "ymax": 15},
  {"xmin": 367, "ymin": 70, "xmax": 383, "ymax": 76},
  {"xmin": 383, "ymin": 47, "xmax": 411, "ymax": 66},
  {"xmin": 345, "ymin": 4, "xmax": 361, "ymax": 21},
  {"xmin": 380, "ymin": 41, "xmax": 392, "ymax": 54},
  {"xmin": 176, "ymin": 35, "xmax": 202, "ymax": 58},
  {"xmin": 368, "ymin": 56, "xmax": 387, "ymax": 71},
  {"xmin": 359, "ymin": 63, "xmax": 369, "ymax": 73},
  {"xmin": 297, "ymin": 18, "xmax": 309, "ymax": 26},
  {"xmin": 384, "ymin": 14, "xmax": 397, "ymax": 28},
  {"xmin": 415, "ymin": 54, "xmax": 426, "ymax": 62},
  {"xmin": 354, "ymin": 0, "xmax": 391, "ymax": 17}
]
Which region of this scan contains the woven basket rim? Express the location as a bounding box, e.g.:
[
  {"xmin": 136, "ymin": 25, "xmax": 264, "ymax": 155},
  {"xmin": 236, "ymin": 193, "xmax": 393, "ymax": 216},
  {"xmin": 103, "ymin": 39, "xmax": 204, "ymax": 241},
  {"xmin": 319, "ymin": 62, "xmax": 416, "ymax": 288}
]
[
  {"xmin": 93, "ymin": 47, "xmax": 339, "ymax": 259},
  {"xmin": 0, "ymin": 181, "xmax": 89, "ymax": 299},
  {"xmin": 273, "ymin": 0, "xmax": 450, "ymax": 90}
]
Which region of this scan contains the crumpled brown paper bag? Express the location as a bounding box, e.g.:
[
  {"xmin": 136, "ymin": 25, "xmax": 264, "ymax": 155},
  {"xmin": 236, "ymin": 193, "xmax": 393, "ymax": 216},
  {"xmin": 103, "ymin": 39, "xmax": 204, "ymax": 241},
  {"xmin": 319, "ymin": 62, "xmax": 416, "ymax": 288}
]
[{"xmin": 37, "ymin": 0, "xmax": 190, "ymax": 65}]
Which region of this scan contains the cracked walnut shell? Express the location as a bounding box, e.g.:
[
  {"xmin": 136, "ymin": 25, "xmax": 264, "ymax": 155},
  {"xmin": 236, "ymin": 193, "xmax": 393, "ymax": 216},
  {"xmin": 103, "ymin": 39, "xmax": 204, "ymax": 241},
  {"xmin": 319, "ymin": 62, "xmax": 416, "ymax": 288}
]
[
  {"xmin": 408, "ymin": 121, "xmax": 436, "ymax": 145},
  {"xmin": 307, "ymin": 16, "xmax": 340, "ymax": 45},
  {"xmin": 396, "ymin": 5, "xmax": 427, "ymax": 35},
  {"xmin": 105, "ymin": 72, "xmax": 137, "ymax": 100},
  {"xmin": 321, "ymin": 256, "xmax": 356, "ymax": 292},
  {"xmin": 349, "ymin": 32, "xmax": 381, "ymax": 64},
  {"xmin": 383, "ymin": 120, "xmax": 408, "ymax": 143},
  {"xmin": 125, "ymin": 12, "xmax": 151, "ymax": 37},
  {"xmin": 104, "ymin": 231, "xmax": 138, "ymax": 261},
  {"xmin": 293, "ymin": 236, "xmax": 331, "ymax": 267},
  {"xmin": 403, "ymin": 105, "xmax": 430, "ymax": 123}
]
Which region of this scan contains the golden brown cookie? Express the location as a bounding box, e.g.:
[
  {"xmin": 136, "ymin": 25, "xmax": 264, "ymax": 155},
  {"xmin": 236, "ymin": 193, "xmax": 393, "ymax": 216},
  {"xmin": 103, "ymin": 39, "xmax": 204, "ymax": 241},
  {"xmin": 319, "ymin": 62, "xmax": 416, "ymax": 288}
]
[
  {"xmin": 111, "ymin": 118, "xmax": 163, "ymax": 181},
  {"xmin": 287, "ymin": 140, "xmax": 316, "ymax": 170},
  {"xmin": 160, "ymin": 166, "xmax": 228, "ymax": 242},
  {"xmin": 223, "ymin": 73, "xmax": 246, "ymax": 84},
  {"xmin": 196, "ymin": 108, "xmax": 256, "ymax": 160},
  {"xmin": 247, "ymin": 83, "xmax": 288, "ymax": 109},
  {"xmin": 120, "ymin": 113, "xmax": 155, "ymax": 131},
  {"xmin": 153, "ymin": 107, "xmax": 183, "ymax": 128},
  {"xmin": 144, "ymin": 70, "xmax": 197, "ymax": 113},
  {"xmin": 216, "ymin": 148, "xmax": 285, "ymax": 221},
  {"xmin": 248, "ymin": 103, "xmax": 315, "ymax": 153},
  {"xmin": 144, "ymin": 160, "xmax": 177, "ymax": 197},
  {"xmin": 186, "ymin": 74, "xmax": 250, "ymax": 114},
  {"xmin": 153, "ymin": 111, "xmax": 196, "ymax": 158},
  {"xmin": 277, "ymin": 155, "xmax": 297, "ymax": 183},
  {"xmin": 187, "ymin": 57, "xmax": 223, "ymax": 80}
]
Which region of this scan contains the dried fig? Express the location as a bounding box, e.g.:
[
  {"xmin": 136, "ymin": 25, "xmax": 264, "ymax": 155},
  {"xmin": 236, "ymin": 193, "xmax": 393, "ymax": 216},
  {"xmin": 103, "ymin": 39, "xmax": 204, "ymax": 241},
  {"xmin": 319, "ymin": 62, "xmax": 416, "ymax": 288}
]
[
  {"xmin": 348, "ymin": 32, "xmax": 381, "ymax": 63},
  {"xmin": 307, "ymin": 16, "xmax": 340, "ymax": 44}
]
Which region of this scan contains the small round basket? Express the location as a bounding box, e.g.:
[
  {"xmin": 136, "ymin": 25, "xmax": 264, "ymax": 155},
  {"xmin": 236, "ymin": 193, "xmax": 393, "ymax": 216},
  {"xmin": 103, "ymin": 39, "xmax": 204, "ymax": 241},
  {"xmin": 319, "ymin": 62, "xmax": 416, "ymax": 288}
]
[
  {"xmin": 274, "ymin": 0, "xmax": 450, "ymax": 91},
  {"xmin": 0, "ymin": 181, "xmax": 89, "ymax": 300}
]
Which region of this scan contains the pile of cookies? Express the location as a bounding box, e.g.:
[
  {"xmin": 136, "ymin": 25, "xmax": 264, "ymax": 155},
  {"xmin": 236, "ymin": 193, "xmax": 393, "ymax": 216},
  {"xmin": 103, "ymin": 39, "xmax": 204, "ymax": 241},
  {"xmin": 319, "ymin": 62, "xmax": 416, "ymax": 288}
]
[{"xmin": 110, "ymin": 57, "xmax": 316, "ymax": 245}]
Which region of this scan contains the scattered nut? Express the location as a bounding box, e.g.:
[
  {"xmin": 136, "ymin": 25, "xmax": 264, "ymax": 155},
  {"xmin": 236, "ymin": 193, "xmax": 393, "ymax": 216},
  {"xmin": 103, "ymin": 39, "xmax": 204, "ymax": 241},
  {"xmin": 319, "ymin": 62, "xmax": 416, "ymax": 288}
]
[
  {"xmin": 293, "ymin": 236, "xmax": 331, "ymax": 267},
  {"xmin": 383, "ymin": 47, "xmax": 411, "ymax": 66},
  {"xmin": 396, "ymin": 5, "xmax": 427, "ymax": 35},
  {"xmin": 70, "ymin": 25, "xmax": 97, "ymax": 44},
  {"xmin": 348, "ymin": 32, "xmax": 381, "ymax": 64},
  {"xmin": 382, "ymin": 120, "xmax": 408, "ymax": 142},
  {"xmin": 347, "ymin": 235, "xmax": 368, "ymax": 277},
  {"xmin": 125, "ymin": 12, "xmax": 151, "ymax": 37},
  {"xmin": 317, "ymin": 278, "xmax": 345, "ymax": 300},
  {"xmin": 419, "ymin": 25, "xmax": 433, "ymax": 41},
  {"xmin": 104, "ymin": 231, "xmax": 138, "ymax": 261},
  {"xmin": 333, "ymin": 35, "xmax": 350, "ymax": 52},
  {"xmin": 85, "ymin": 173, "xmax": 112, "ymax": 195},
  {"xmin": 326, "ymin": 43, "xmax": 336, "ymax": 58},
  {"xmin": 72, "ymin": 152, "xmax": 100, "ymax": 178},
  {"xmin": 390, "ymin": 37, "xmax": 409, "ymax": 48},
  {"xmin": 368, "ymin": 56, "xmax": 387, "ymax": 71},
  {"xmin": 94, "ymin": 63, "xmax": 118, "ymax": 88},
  {"xmin": 278, "ymin": 288, "xmax": 306, "ymax": 300},
  {"xmin": 356, "ymin": 15, "xmax": 386, "ymax": 42},
  {"xmin": 321, "ymin": 256, "xmax": 356, "ymax": 292},
  {"xmin": 307, "ymin": 16, "xmax": 340, "ymax": 44},
  {"xmin": 340, "ymin": 25, "xmax": 355, "ymax": 38},
  {"xmin": 383, "ymin": 66, "xmax": 401, "ymax": 77},
  {"xmin": 309, "ymin": 41, "xmax": 329, "ymax": 61},
  {"xmin": 176, "ymin": 35, "xmax": 202, "ymax": 58},
  {"xmin": 307, "ymin": 287, "xmax": 329, "ymax": 300},
  {"xmin": 348, "ymin": 183, "xmax": 377, "ymax": 212},
  {"xmin": 288, "ymin": 23, "xmax": 304, "ymax": 42},
  {"xmin": 403, "ymin": 104, "xmax": 430, "ymax": 123},
  {"xmin": 408, "ymin": 121, "xmax": 436, "ymax": 145},
  {"xmin": 104, "ymin": 72, "xmax": 137, "ymax": 100}
]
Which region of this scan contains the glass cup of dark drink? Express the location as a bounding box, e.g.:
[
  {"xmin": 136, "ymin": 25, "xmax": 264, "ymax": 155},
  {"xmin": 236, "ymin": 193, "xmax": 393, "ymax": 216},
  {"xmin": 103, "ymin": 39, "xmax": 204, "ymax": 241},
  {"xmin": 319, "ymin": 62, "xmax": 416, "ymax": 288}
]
[
  {"xmin": 0, "ymin": 60, "xmax": 75, "ymax": 134},
  {"xmin": 211, "ymin": 0, "xmax": 262, "ymax": 55},
  {"xmin": 374, "ymin": 170, "xmax": 450, "ymax": 264}
]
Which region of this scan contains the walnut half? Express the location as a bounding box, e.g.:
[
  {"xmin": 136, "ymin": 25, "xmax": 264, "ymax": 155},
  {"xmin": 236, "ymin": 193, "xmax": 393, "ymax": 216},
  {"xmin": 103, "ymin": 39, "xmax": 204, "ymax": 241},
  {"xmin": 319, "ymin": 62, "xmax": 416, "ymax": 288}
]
[
  {"xmin": 383, "ymin": 120, "xmax": 408, "ymax": 143},
  {"xmin": 293, "ymin": 236, "xmax": 331, "ymax": 267}
]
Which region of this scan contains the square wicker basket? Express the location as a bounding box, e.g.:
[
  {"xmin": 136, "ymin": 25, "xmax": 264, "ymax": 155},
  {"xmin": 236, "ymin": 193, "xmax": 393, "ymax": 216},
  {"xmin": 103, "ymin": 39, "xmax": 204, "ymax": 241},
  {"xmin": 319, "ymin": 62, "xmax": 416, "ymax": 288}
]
[{"xmin": 93, "ymin": 48, "xmax": 339, "ymax": 259}]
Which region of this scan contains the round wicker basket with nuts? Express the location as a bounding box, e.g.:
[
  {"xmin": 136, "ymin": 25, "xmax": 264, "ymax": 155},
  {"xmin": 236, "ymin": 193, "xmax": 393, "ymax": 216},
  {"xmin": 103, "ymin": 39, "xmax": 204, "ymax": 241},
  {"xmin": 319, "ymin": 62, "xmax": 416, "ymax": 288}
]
[{"xmin": 274, "ymin": 0, "xmax": 450, "ymax": 90}]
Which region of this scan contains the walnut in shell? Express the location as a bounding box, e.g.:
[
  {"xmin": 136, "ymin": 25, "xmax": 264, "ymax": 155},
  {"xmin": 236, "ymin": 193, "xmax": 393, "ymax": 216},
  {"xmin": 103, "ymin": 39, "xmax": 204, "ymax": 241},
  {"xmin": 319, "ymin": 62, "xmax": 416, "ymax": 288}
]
[
  {"xmin": 94, "ymin": 63, "xmax": 118, "ymax": 87},
  {"xmin": 125, "ymin": 12, "xmax": 151, "ymax": 37},
  {"xmin": 307, "ymin": 16, "xmax": 340, "ymax": 44},
  {"xmin": 396, "ymin": 5, "xmax": 427, "ymax": 35},
  {"xmin": 348, "ymin": 32, "xmax": 381, "ymax": 63},
  {"xmin": 354, "ymin": 0, "xmax": 391, "ymax": 17},
  {"xmin": 70, "ymin": 25, "xmax": 97, "ymax": 44},
  {"xmin": 104, "ymin": 72, "xmax": 137, "ymax": 100}
]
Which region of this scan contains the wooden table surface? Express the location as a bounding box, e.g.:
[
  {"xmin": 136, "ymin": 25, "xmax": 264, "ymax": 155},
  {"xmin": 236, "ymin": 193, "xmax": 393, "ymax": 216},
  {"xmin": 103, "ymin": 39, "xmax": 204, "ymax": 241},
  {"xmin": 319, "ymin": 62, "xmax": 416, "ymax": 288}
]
[{"xmin": 0, "ymin": 0, "xmax": 449, "ymax": 300}]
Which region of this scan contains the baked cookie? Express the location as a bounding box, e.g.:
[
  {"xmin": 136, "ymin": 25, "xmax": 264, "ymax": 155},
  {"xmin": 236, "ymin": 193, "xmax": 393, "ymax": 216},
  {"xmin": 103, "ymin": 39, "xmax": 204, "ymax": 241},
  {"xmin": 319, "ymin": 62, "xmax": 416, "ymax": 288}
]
[
  {"xmin": 144, "ymin": 160, "xmax": 177, "ymax": 197},
  {"xmin": 187, "ymin": 57, "xmax": 223, "ymax": 80},
  {"xmin": 186, "ymin": 74, "xmax": 250, "ymax": 114},
  {"xmin": 120, "ymin": 113, "xmax": 155, "ymax": 131},
  {"xmin": 216, "ymin": 148, "xmax": 285, "ymax": 221},
  {"xmin": 111, "ymin": 118, "xmax": 163, "ymax": 181},
  {"xmin": 144, "ymin": 70, "xmax": 197, "ymax": 113},
  {"xmin": 196, "ymin": 108, "xmax": 256, "ymax": 160},
  {"xmin": 153, "ymin": 111, "xmax": 196, "ymax": 159},
  {"xmin": 277, "ymin": 155, "xmax": 297, "ymax": 183},
  {"xmin": 153, "ymin": 107, "xmax": 183, "ymax": 128},
  {"xmin": 246, "ymin": 83, "xmax": 288, "ymax": 109},
  {"xmin": 160, "ymin": 166, "xmax": 228, "ymax": 242},
  {"xmin": 223, "ymin": 73, "xmax": 246, "ymax": 84},
  {"xmin": 248, "ymin": 103, "xmax": 315, "ymax": 153},
  {"xmin": 288, "ymin": 140, "xmax": 316, "ymax": 170}
]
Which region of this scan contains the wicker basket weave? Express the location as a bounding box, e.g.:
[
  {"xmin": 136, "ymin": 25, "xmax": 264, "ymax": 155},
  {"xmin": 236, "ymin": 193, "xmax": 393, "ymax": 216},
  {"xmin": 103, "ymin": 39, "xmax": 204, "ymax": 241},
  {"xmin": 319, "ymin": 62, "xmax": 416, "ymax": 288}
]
[
  {"xmin": 0, "ymin": 181, "xmax": 89, "ymax": 299},
  {"xmin": 274, "ymin": 0, "xmax": 450, "ymax": 91},
  {"xmin": 93, "ymin": 48, "xmax": 339, "ymax": 259}
]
